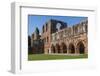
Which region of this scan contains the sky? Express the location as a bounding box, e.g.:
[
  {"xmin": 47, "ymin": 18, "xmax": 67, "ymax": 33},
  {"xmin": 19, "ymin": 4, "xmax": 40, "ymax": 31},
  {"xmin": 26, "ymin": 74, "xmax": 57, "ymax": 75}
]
[{"xmin": 28, "ymin": 15, "xmax": 87, "ymax": 36}]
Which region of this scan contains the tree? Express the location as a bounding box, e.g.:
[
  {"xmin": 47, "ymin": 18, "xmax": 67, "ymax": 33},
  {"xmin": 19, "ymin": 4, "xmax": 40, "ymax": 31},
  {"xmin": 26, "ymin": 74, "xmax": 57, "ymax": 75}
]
[
  {"xmin": 28, "ymin": 35, "xmax": 31, "ymax": 46},
  {"xmin": 28, "ymin": 35, "xmax": 32, "ymax": 54}
]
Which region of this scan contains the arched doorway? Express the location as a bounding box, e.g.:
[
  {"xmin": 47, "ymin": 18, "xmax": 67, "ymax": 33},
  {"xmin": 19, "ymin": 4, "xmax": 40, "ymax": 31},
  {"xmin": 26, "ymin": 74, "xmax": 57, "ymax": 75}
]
[
  {"xmin": 61, "ymin": 43, "xmax": 67, "ymax": 53},
  {"xmin": 55, "ymin": 43, "xmax": 61, "ymax": 53},
  {"xmin": 51, "ymin": 44, "xmax": 55, "ymax": 53},
  {"xmin": 69, "ymin": 43, "xmax": 75, "ymax": 54},
  {"xmin": 77, "ymin": 42, "xmax": 85, "ymax": 54}
]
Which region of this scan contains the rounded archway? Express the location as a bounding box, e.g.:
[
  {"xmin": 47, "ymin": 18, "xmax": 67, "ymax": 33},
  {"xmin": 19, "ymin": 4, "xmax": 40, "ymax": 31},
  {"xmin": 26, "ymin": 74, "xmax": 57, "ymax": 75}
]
[
  {"xmin": 77, "ymin": 41, "xmax": 85, "ymax": 54},
  {"xmin": 61, "ymin": 43, "xmax": 67, "ymax": 53},
  {"xmin": 69, "ymin": 43, "xmax": 75, "ymax": 54},
  {"xmin": 51, "ymin": 44, "xmax": 56, "ymax": 53},
  {"xmin": 55, "ymin": 43, "xmax": 61, "ymax": 53}
]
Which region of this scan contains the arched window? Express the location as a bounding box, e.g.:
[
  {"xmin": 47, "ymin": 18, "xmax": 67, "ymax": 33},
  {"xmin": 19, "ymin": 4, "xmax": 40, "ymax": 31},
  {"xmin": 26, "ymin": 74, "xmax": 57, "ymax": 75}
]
[
  {"xmin": 83, "ymin": 23, "xmax": 86, "ymax": 32},
  {"xmin": 85, "ymin": 24, "xmax": 88, "ymax": 33},
  {"xmin": 74, "ymin": 26, "xmax": 78, "ymax": 34},
  {"xmin": 56, "ymin": 23, "xmax": 61, "ymax": 31},
  {"xmin": 47, "ymin": 37, "xmax": 49, "ymax": 43}
]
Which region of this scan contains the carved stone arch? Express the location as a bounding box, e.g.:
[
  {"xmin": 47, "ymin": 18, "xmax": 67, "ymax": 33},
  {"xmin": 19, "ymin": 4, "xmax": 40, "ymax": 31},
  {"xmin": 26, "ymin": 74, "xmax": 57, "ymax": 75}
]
[
  {"xmin": 51, "ymin": 44, "xmax": 56, "ymax": 53},
  {"xmin": 77, "ymin": 41, "xmax": 85, "ymax": 54},
  {"xmin": 75, "ymin": 39, "xmax": 86, "ymax": 48},
  {"xmin": 55, "ymin": 43, "xmax": 61, "ymax": 53},
  {"xmin": 61, "ymin": 42, "xmax": 67, "ymax": 53},
  {"xmin": 68, "ymin": 43, "xmax": 75, "ymax": 54}
]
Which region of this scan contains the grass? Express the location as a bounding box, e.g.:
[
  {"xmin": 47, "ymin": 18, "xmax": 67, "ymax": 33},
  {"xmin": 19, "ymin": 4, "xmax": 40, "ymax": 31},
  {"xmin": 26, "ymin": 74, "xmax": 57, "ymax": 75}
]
[{"xmin": 28, "ymin": 54, "xmax": 88, "ymax": 61}]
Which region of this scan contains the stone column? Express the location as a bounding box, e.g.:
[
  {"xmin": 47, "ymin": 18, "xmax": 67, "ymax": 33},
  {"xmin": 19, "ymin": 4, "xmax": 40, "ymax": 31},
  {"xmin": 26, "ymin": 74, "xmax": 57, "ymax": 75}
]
[
  {"xmin": 67, "ymin": 47, "xmax": 69, "ymax": 54},
  {"xmin": 60, "ymin": 46, "xmax": 63, "ymax": 54},
  {"xmin": 85, "ymin": 46, "xmax": 88, "ymax": 54},
  {"xmin": 75, "ymin": 47, "xmax": 79, "ymax": 54},
  {"xmin": 49, "ymin": 48, "xmax": 51, "ymax": 54}
]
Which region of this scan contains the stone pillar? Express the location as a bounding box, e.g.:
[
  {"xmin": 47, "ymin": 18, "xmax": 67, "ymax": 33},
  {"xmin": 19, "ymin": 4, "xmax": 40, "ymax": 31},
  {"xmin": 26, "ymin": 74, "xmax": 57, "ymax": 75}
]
[
  {"xmin": 67, "ymin": 47, "xmax": 69, "ymax": 54},
  {"xmin": 60, "ymin": 47, "xmax": 64, "ymax": 54},
  {"xmin": 61, "ymin": 50, "xmax": 64, "ymax": 54},
  {"xmin": 85, "ymin": 46, "xmax": 88, "ymax": 54},
  {"xmin": 75, "ymin": 47, "xmax": 79, "ymax": 54},
  {"xmin": 49, "ymin": 48, "xmax": 51, "ymax": 54}
]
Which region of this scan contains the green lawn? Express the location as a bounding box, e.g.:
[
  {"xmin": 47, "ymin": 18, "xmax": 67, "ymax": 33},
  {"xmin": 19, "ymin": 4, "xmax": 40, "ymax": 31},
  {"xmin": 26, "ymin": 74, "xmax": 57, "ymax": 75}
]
[{"xmin": 28, "ymin": 54, "xmax": 88, "ymax": 61}]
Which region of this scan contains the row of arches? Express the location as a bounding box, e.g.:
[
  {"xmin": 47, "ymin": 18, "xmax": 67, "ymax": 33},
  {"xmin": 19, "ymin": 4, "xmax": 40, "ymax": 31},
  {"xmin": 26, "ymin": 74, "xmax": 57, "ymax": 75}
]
[{"xmin": 51, "ymin": 41, "xmax": 85, "ymax": 54}]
